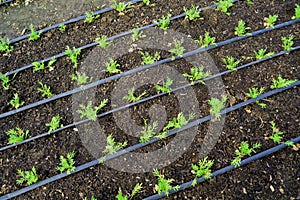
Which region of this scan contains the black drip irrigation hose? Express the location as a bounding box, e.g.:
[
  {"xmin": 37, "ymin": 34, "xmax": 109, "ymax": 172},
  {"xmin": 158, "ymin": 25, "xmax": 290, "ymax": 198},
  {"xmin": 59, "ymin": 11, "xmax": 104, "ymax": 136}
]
[
  {"xmin": 0, "ymin": 0, "xmax": 12, "ymax": 6},
  {"xmin": 0, "ymin": 81, "xmax": 298, "ymax": 200},
  {"xmin": 1, "ymin": 19, "xmax": 299, "ymax": 119},
  {"xmin": 0, "ymin": 47, "xmax": 299, "ymax": 152},
  {"xmin": 143, "ymin": 136, "xmax": 300, "ymax": 200}
]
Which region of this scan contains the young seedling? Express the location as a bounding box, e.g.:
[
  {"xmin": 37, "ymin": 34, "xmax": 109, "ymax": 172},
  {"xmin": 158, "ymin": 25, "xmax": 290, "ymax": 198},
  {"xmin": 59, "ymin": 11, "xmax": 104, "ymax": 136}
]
[
  {"xmin": 208, "ymin": 95, "xmax": 227, "ymax": 120},
  {"xmin": 47, "ymin": 57, "xmax": 57, "ymax": 71},
  {"xmin": 153, "ymin": 169, "xmax": 179, "ymax": 196},
  {"xmin": 95, "ymin": 35, "xmax": 112, "ymax": 48},
  {"xmin": 57, "ymin": 151, "xmax": 76, "ymax": 174},
  {"xmin": 0, "ymin": 36, "xmax": 14, "ymax": 54},
  {"xmin": 139, "ymin": 51, "xmax": 160, "ymax": 65},
  {"xmin": 269, "ymin": 121, "xmax": 295, "ymax": 147},
  {"xmin": 183, "ymin": 66, "xmax": 211, "ymax": 85},
  {"xmin": 103, "ymin": 58, "xmax": 121, "ymax": 74},
  {"xmin": 123, "ymin": 87, "xmax": 147, "ymax": 102},
  {"xmin": 131, "ymin": 28, "xmax": 146, "ymax": 42},
  {"xmin": 154, "ymin": 14, "xmax": 171, "ymax": 30},
  {"xmin": 264, "ymin": 14, "xmax": 278, "ymax": 28},
  {"xmin": 215, "ymin": 0, "xmax": 234, "ymax": 16},
  {"xmin": 270, "ymin": 75, "xmax": 297, "ymax": 89},
  {"xmin": 70, "ymin": 71, "xmax": 91, "ymax": 85},
  {"xmin": 32, "ymin": 61, "xmax": 45, "ymax": 73},
  {"xmin": 58, "ymin": 24, "xmax": 66, "ymax": 33},
  {"xmin": 85, "ymin": 12, "xmax": 100, "ymax": 23},
  {"xmin": 169, "ymin": 38, "xmax": 185, "ymax": 60},
  {"xmin": 77, "ymin": 99, "xmax": 108, "ymax": 121},
  {"xmin": 245, "ymin": 87, "xmax": 266, "ymax": 108},
  {"xmin": 281, "ymin": 35, "xmax": 294, "ymax": 51},
  {"xmin": 16, "ymin": 167, "xmax": 38, "ymax": 186},
  {"xmin": 253, "ymin": 48, "xmax": 275, "ymax": 60},
  {"xmin": 8, "ymin": 93, "xmax": 25, "ymax": 109},
  {"xmin": 222, "ymin": 56, "xmax": 241, "ymax": 70},
  {"xmin": 196, "ymin": 32, "xmax": 216, "ymax": 47},
  {"xmin": 139, "ymin": 120, "xmax": 158, "ymax": 143},
  {"xmin": 234, "ymin": 20, "xmax": 251, "ymax": 36},
  {"xmin": 162, "ymin": 112, "xmax": 195, "ymax": 132},
  {"xmin": 231, "ymin": 141, "xmax": 261, "ymax": 167},
  {"xmin": 142, "ymin": 0, "xmax": 155, "ymax": 6},
  {"xmin": 64, "ymin": 46, "xmax": 81, "ymax": 68},
  {"xmin": 28, "ymin": 24, "xmax": 42, "ymax": 41},
  {"xmin": 37, "ymin": 81, "xmax": 54, "ymax": 98},
  {"xmin": 103, "ymin": 134, "xmax": 128, "ymax": 155},
  {"xmin": 112, "ymin": 0, "xmax": 132, "ymax": 14},
  {"xmin": 246, "ymin": 0, "xmax": 253, "ymax": 4},
  {"xmin": 184, "ymin": 5, "xmax": 201, "ymax": 21},
  {"xmin": 0, "ymin": 72, "xmax": 16, "ymax": 90},
  {"xmin": 292, "ymin": 4, "xmax": 300, "ymax": 19},
  {"xmin": 116, "ymin": 183, "xmax": 143, "ymax": 200},
  {"xmin": 46, "ymin": 114, "xmax": 62, "ymax": 133},
  {"xmin": 155, "ymin": 77, "xmax": 173, "ymax": 94},
  {"xmin": 6, "ymin": 127, "xmax": 29, "ymax": 144},
  {"xmin": 191, "ymin": 156, "xmax": 214, "ymax": 186}
]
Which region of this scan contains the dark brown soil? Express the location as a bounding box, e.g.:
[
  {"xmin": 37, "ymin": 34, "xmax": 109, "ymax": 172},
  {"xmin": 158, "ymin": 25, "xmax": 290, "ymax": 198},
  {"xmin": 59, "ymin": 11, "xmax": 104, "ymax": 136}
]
[{"xmin": 0, "ymin": 0, "xmax": 299, "ymax": 199}]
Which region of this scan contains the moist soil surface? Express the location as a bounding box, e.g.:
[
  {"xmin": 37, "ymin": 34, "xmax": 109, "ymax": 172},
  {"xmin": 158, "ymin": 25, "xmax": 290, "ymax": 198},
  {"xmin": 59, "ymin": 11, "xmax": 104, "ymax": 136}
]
[{"xmin": 0, "ymin": 0, "xmax": 299, "ymax": 199}]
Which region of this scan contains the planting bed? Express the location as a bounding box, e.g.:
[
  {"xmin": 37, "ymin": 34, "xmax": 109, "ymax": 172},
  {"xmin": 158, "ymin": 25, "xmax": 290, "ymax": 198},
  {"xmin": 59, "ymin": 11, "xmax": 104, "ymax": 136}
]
[{"xmin": 0, "ymin": 0, "xmax": 299, "ymax": 199}]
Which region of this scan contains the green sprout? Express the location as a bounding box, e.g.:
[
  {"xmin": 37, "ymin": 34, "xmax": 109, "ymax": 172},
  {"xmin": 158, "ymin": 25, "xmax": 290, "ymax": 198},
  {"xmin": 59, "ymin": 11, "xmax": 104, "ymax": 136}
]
[
  {"xmin": 70, "ymin": 71, "xmax": 91, "ymax": 85},
  {"xmin": 281, "ymin": 35, "xmax": 294, "ymax": 51},
  {"xmin": 103, "ymin": 134, "xmax": 128, "ymax": 155},
  {"xmin": 264, "ymin": 14, "xmax": 278, "ymax": 28},
  {"xmin": 196, "ymin": 32, "xmax": 216, "ymax": 47},
  {"xmin": 116, "ymin": 183, "xmax": 143, "ymax": 200},
  {"xmin": 270, "ymin": 75, "xmax": 297, "ymax": 89},
  {"xmin": 154, "ymin": 13, "xmax": 171, "ymax": 30},
  {"xmin": 246, "ymin": 0, "xmax": 253, "ymax": 5},
  {"xmin": 139, "ymin": 120, "xmax": 158, "ymax": 143},
  {"xmin": 191, "ymin": 157, "xmax": 214, "ymax": 186},
  {"xmin": 28, "ymin": 24, "xmax": 42, "ymax": 41},
  {"xmin": 245, "ymin": 87, "xmax": 266, "ymax": 108},
  {"xmin": 139, "ymin": 51, "xmax": 160, "ymax": 65},
  {"xmin": 253, "ymin": 48, "xmax": 275, "ymax": 60},
  {"xmin": 183, "ymin": 66, "xmax": 211, "ymax": 85},
  {"xmin": 32, "ymin": 61, "xmax": 45, "ymax": 73},
  {"xmin": 16, "ymin": 167, "xmax": 39, "ymax": 186},
  {"xmin": 64, "ymin": 46, "xmax": 81, "ymax": 68},
  {"xmin": 85, "ymin": 12, "xmax": 100, "ymax": 23},
  {"xmin": 6, "ymin": 127, "xmax": 29, "ymax": 144},
  {"xmin": 208, "ymin": 95, "xmax": 227, "ymax": 120},
  {"xmin": 155, "ymin": 77, "xmax": 173, "ymax": 94},
  {"xmin": 169, "ymin": 38, "xmax": 185, "ymax": 60},
  {"xmin": 234, "ymin": 20, "xmax": 251, "ymax": 36},
  {"xmin": 162, "ymin": 112, "xmax": 195, "ymax": 132},
  {"xmin": 0, "ymin": 36, "xmax": 14, "ymax": 54},
  {"xmin": 46, "ymin": 114, "xmax": 63, "ymax": 133},
  {"xmin": 57, "ymin": 151, "xmax": 76, "ymax": 174},
  {"xmin": 8, "ymin": 93, "xmax": 25, "ymax": 109},
  {"xmin": 184, "ymin": 5, "xmax": 201, "ymax": 21},
  {"xmin": 76, "ymin": 99, "xmax": 108, "ymax": 121},
  {"xmin": 269, "ymin": 121, "xmax": 295, "ymax": 147},
  {"xmin": 95, "ymin": 35, "xmax": 112, "ymax": 48},
  {"xmin": 142, "ymin": 0, "xmax": 154, "ymax": 6},
  {"xmin": 292, "ymin": 4, "xmax": 300, "ymax": 19},
  {"xmin": 123, "ymin": 87, "xmax": 147, "ymax": 102},
  {"xmin": 0, "ymin": 72, "xmax": 16, "ymax": 90},
  {"xmin": 231, "ymin": 141, "xmax": 261, "ymax": 167},
  {"xmin": 37, "ymin": 81, "xmax": 54, "ymax": 98},
  {"xmin": 103, "ymin": 58, "xmax": 121, "ymax": 74},
  {"xmin": 131, "ymin": 28, "xmax": 146, "ymax": 42},
  {"xmin": 153, "ymin": 169, "xmax": 179, "ymax": 196},
  {"xmin": 112, "ymin": 0, "xmax": 132, "ymax": 14},
  {"xmin": 215, "ymin": 0, "xmax": 234, "ymax": 16},
  {"xmin": 58, "ymin": 24, "xmax": 66, "ymax": 33},
  {"xmin": 222, "ymin": 56, "xmax": 241, "ymax": 70}
]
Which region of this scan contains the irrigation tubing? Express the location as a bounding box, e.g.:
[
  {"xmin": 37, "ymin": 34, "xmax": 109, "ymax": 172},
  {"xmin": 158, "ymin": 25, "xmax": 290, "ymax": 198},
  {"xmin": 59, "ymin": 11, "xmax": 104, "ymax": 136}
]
[
  {"xmin": 1, "ymin": 47, "xmax": 299, "ymax": 152},
  {"xmin": 1, "ymin": 19, "xmax": 299, "ymax": 119},
  {"xmin": 0, "ymin": 0, "xmax": 12, "ymax": 6},
  {"xmin": 0, "ymin": 81, "xmax": 298, "ymax": 200},
  {"xmin": 143, "ymin": 136, "xmax": 300, "ymax": 200}
]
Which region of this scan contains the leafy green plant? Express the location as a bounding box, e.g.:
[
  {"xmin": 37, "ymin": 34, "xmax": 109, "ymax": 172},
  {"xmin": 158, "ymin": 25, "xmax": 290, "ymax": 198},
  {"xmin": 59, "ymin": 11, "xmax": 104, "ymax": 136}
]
[
  {"xmin": 103, "ymin": 134, "xmax": 128, "ymax": 155},
  {"xmin": 154, "ymin": 13, "xmax": 171, "ymax": 30},
  {"xmin": 70, "ymin": 71, "xmax": 91, "ymax": 85},
  {"xmin": 169, "ymin": 38, "xmax": 185, "ymax": 60},
  {"xmin": 139, "ymin": 120, "xmax": 158, "ymax": 142},
  {"xmin": 215, "ymin": 0, "xmax": 234, "ymax": 15},
  {"xmin": 281, "ymin": 35, "xmax": 294, "ymax": 51},
  {"xmin": 270, "ymin": 75, "xmax": 297, "ymax": 89},
  {"xmin": 196, "ymin": 32, "xmax": 216, "ymax": 47},
  {"xmin": 85, "ymin": 12, "xmax": 100, "ymax": 23},
  {"xmin": 6, "ymin": 127, "xmax": 29, "ymax": 144},
  {"xmin": 264, "ymin": 14, "xmax": 278, "ymax": 28},
  {"xmin": 246, "ymin": 0, "xmax": 253, "ymax": 5},
  {"xmin": 292, "ymin": 4, "xmax": 300, "ymax": 19},
  {"xmin": 234, "ymin": 20, "xmax": 251, "ymax": 36},
  {"xmin": 245, "ymin": 87, "xmax": 266, "ymax": 108},
  {"xmin": 0, "ymin": 36, "xmax": 14, "ymax": 54},
  {"xmin": 191, "ymin": 157, "xmax": 214, "ymax": 186},
  {"xmin": 184, "ymin": 5, "xmax": 201, "ymax": 20},
  {"xmin": 142, "ymin": 0, "xmax": 155, "ymax": 6},
  {"xmin": 112, "ymin": 0, "xmax": 132, "ymax": 14},
  {"xmin": 231, "ymin": 141, "xmax": 261, "ymax": 167},
  {"xmin": 76, "ymin": 99, "xmax": 108, "ymax": 121},
  {"xmin": 95, "ymin": 35, "xmax": 112, "ymax": 48},
  {"xmin": 32, "ymin": 61, "xmax": 45, "ymax": 73},
  {"xmin": 103, "ymin": 58, "xmax": 121, "ymax": 74},
  {"xmin": 163, "ymin": 112, "xmax": 195, "ymax": 132},
  {"xmin": 16, "ymin": 167, "xmax": 38, "ymax": 186},
  {"xmin": 268, "ymin": 121, "xmax": 295, "ymax": 147},
  {"xmin": 37, "ymin": 81, "xmax": 54, "ymax": 98},
  {"xmin": 28, "ymin": 24, "xmax": 42, "ymax": 41},
  {"xmin": 46, "ymin": 114, "xmax": 63, "ymax": 133},
  {"xmin": 222, "ymin": 56, "xmax": 241, "ymax": 70},
  {"xmin": 208, "ymin": 95, "xmax": 227, "ymax": 120},
  {"xmin": 8, "ymin": 93, "xmax": 25, "ymax": 109},
  {"xmin": 116, "ymin": 183, "xmax": 143, "ymax": 200},
  {"xmin": 131, "ymin": 28, "xmax": 146, "ymax": 42},
  {"xmin": 58, "ymin": 24, "xmax": 66, "ymax": 33},
  {"xmin": 57, "ymin": 151, "xmax": 76, "ymax": 174},
  {"xmin": 64, "ymin": 46, "xmax": 81, "ymax": 68},
  {"xmin": 155, "ymin": 77, "xmax": 173, "ymax": 94},
  {"xmin": 183, "ymin": 66, "xmax": 211, "ymax": 85},
  {"xmin": 123, "ymin": 87, "xmax": 147, "ymax": 102},
  {"xmin": 0, "ymin": 72, "xmax": 16, "ymax": 90},
  {"xmin": 253, "ymin": 48, "xmax": 275, "ymax": 60},
  {"xmin": 153, "ymin": 169, "xmax": 179, "ymax": 196},
  {"xmin": 139, "ymin": 51, "xmax": 160, "ymax": 65}
]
